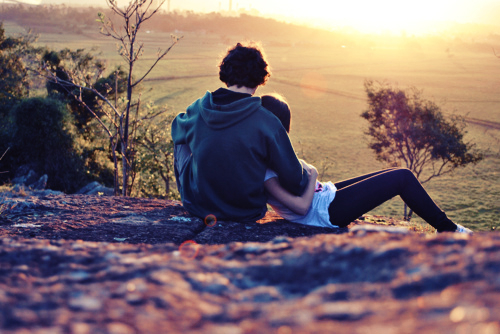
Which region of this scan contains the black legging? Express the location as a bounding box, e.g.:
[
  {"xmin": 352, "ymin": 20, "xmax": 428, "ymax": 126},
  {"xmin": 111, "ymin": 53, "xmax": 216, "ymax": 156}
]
[{"xmin": 328, "ymin": 168, "xmax": 457, "ymax": 232}]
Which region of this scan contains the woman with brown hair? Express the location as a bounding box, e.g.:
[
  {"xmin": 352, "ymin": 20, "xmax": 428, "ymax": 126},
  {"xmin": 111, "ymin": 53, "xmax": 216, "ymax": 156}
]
[{"xmin": 261, "ymin": 94, "xmax": 472, "ymax": 233}]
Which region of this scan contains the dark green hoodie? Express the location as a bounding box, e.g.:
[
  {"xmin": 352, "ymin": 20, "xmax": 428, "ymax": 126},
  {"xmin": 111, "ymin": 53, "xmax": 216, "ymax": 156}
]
[{"xmin": 171, "ymin": 90, "xmax": 309, "ymax": 222}]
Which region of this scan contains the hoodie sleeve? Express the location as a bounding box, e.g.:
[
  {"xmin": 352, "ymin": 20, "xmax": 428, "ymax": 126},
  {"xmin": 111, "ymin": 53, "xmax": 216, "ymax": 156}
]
[
  {"xmin": 171, "ymin": 112, "xmax": 188, "ymax": 145},
  {"xmin": 171, "ymin": 97, "xmax": 200, "ymax": 145},
  {"xmin": 267, "ymin": 128, "xmax": 309, "ymax": 196}
]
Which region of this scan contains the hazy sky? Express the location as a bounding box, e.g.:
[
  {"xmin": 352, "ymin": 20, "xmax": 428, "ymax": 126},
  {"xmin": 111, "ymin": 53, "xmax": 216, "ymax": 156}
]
[
  {"xmin": 17, "ymin": 0, "xmax": 500, "ymax": 34},
  {"xmin": 184, "ymin": 0, "xmax": 500, "ymax": 34}
]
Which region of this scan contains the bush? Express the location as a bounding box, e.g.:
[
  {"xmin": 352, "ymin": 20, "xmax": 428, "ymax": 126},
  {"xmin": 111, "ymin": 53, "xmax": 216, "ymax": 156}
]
[
  {"xmin": 10, "ymin": 97, "xmax": 91, "ymax": 193},
  {"xmin": 362, "ymin": 80, "xmax": 483, "ymax": 218},
  {"xmin": 362, "ymin": 80, "xmax": 482, "ymax": 183}
]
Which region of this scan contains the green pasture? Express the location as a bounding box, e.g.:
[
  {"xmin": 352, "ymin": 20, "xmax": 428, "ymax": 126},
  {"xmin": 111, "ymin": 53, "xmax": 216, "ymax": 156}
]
[{"xmin": 5, "ymin": 20, "xmax": 499, "ymax": 231}]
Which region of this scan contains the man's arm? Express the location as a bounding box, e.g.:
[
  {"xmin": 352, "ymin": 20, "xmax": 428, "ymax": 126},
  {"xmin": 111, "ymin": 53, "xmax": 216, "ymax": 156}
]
[
  {"xmin": 265, "ymin": 163, "xmax": 318, "ymax": 215},
  {"xmin": 173, "ymin": 144, "xmax": 192, "ymax": 196}
]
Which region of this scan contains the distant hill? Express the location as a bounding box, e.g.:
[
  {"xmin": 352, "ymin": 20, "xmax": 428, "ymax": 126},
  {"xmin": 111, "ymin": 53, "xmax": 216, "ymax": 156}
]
[
  {"xmin": 41, "ymin": 0, "xmax": 106, "ymax": 5},
  {"xmin": 0, "ymin": 3, "xmax": 342, "ymax": 45},
  {"xmin": 0, "ymin": 1, "xmax": 498, "ymax": 51},
  {"xmin": 3, "ymin": 0, "xmax": 103, "ymax": 5}
]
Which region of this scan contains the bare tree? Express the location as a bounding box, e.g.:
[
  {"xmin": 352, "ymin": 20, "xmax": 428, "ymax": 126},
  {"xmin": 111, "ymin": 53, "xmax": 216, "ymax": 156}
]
[
  {"xmin": 39, "ymin": 0, "xmax": 180, "ymax": 196},
  {"xmin": 97, "ymin": 0, "xmax": 180, "ymax": 196}
]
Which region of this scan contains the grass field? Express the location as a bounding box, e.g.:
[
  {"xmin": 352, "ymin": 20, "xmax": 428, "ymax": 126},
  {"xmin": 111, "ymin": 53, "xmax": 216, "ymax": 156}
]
[{"xmin": 5, "ymin": 20, "xmax": 499, "ymax": 232}]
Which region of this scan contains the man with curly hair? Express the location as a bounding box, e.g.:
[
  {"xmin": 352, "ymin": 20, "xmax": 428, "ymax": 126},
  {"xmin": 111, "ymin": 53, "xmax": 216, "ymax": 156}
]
[{"xmin": 171, "ymin": 42, "xmax": 309, "ymax": 222}]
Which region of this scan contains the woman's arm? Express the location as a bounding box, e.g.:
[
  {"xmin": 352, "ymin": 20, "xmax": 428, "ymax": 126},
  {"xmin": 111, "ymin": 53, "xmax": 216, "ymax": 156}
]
[{"xmin": 265, "ymin": 163, "xmax": 318, "ymax": 216}]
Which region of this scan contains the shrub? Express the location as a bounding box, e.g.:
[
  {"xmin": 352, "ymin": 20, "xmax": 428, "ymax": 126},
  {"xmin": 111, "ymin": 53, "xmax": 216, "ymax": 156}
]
[
  {"xmin": 362, "ymin": 80, "xmax": 483, "ymax": 219},
  {"xmin": 10, "ymin": 97, "xmax": 90, "ymax": 192}
]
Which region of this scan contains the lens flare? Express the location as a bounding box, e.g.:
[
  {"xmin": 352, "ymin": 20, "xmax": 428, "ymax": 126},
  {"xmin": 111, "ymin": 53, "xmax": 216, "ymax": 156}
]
[
  {"xmin": 300, "ymin": 71, "xmax": 328, "ymax": 99},
  {"xmin": 204, "ymin": 214, "xmax": 217, "ymax": 227},
  {"xmin": 178, "ymin": 240, "xmax": 200, "ymax": 259}
]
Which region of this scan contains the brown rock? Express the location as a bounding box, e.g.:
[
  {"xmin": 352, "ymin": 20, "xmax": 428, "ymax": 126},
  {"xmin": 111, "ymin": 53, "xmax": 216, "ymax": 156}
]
[{"xmin": 0, "ymin": 192, "xmax": 499, "ymax": 333}]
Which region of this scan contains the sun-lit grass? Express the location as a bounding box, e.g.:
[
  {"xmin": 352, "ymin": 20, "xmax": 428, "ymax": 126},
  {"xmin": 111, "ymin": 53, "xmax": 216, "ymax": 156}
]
[{"xmin": 7, "ymin": 24, "xmax": 498, "ymax": 232}]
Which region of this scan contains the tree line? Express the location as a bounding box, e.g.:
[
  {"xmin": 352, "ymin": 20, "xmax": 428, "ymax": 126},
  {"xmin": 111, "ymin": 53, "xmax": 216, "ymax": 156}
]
[{"xmin": 0, "ymin": 3, "xmax": 335, "ymax": 43}]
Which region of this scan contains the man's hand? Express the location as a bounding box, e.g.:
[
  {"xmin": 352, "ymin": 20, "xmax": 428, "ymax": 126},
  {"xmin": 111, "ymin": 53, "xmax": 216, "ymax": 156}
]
[{"xmin": 300, "ymin": 160, "xmax": 318, "ymax": 179}]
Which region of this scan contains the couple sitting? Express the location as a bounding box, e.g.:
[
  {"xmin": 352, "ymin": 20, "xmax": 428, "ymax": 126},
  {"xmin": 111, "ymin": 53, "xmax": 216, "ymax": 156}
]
[{"xmin": 171, "ymin": 42, "xmax": 471, "ymax": 234}]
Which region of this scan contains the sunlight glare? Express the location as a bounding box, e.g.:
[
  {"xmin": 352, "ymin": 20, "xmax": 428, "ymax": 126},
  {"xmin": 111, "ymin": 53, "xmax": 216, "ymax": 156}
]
[
  {"xmin": 292, "ymin": 0, "xmax": 452, "ymax": 34},
  {"xmin": 18, "ymin": 0, "xmax": 42, "ymax": 4},
  {"xmin": 263, "ymin": 0, "xmax": 469, "ymax": 35},
  {"xmin": 300, "ymin": 72, "xmax": 327, "ymax": 99}
]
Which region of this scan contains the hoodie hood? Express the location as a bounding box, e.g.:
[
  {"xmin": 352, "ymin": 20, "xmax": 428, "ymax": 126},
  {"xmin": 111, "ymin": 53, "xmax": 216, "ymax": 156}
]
[{"xmin": 196, "ymin": 91, "xmax": 262, "ymax": 129}]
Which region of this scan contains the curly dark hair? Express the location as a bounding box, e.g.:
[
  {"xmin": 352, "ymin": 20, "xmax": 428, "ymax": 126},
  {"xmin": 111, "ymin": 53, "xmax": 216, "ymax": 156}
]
[{"xmin": 219, "ymin": 42, "xmax": 270, "ymax": 89}]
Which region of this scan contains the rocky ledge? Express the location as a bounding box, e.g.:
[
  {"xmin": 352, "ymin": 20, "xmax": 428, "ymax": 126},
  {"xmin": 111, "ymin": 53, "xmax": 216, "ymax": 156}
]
[{"xmin": 0, "ymin": 190, "xmax": 499, "ymax": 333}]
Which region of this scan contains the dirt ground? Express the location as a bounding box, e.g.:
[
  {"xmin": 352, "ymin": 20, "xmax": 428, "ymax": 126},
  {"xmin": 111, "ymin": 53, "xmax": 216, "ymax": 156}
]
[{"xmin": 1, "ymin": 190, "xmax": 499, "ymax": 334}]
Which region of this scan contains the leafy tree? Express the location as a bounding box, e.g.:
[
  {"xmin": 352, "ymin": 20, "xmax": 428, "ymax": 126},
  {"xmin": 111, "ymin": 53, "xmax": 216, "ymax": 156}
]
[
  {"xmin": 0, "ymin": 22, "xmax": 37, "ymax": 183},
  {"xmin": 132, "ymin": 111, "xmax": 178, "ymax": 199},
  {"xmin": 0, "ymin": 24, "xmax": 116, "ymax": 189},
  {"xmin": 43, "ymin": 48, "xmax": 105, "ymax": 131},
  {"xmin": 362, "ymin": 80, "xmax": 483, "ymax": 219},
  {"xmin": 42, "ymin": 48, "xmax": 128, "ymax": 134},
  {"xmin": 0, "ymin": 22, "xmax": 31, "ymax": 114},
  {"xmin": 0, "ymin": 21, "xmax": 28, "ymax": 138},
  {"xmin": 38, "ymin": 48, "xmax": 132, "ymax": 190}
]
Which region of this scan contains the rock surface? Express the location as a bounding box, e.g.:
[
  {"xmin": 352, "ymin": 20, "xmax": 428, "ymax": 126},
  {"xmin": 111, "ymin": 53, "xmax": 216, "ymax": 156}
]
[
  {"xmin": 76, "ymin": 181, "xmax": 114, "ymax": 197},
  {"xmin": 0, "ymin": 190, "xmax": 499, "ymax": 333},
  {"xmin": 11, "ymin": 165, "xmax": 48, "ymax": 191}
]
